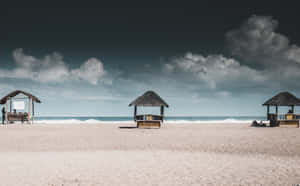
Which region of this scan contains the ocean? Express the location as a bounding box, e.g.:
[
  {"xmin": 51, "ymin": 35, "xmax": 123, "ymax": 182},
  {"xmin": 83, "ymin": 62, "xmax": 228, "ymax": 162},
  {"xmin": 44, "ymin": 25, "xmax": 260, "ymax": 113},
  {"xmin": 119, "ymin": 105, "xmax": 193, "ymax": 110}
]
[{"xmin": 31, "ymin": 116, "xmax": 266, "ymax": 124}]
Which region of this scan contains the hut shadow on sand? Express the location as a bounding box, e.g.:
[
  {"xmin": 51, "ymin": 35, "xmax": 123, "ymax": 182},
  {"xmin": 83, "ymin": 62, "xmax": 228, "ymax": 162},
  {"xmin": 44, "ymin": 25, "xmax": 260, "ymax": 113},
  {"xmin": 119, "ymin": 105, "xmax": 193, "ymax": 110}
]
[{"xmin": 118, "ymin": 126, "xmax": 137, "ymax": 129}]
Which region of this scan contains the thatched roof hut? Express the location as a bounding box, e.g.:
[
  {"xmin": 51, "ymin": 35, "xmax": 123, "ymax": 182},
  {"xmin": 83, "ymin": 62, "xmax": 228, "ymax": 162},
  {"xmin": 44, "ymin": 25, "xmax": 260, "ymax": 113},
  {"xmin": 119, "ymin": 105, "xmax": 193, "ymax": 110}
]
[
  {"xmin": 263, "ymin": 92, "xmax": 300, "ymax": 106},
  {"xmin": 0, "ymin": 90, "xmax": 41, "ymax": 104},
  {"xmin": 129, "ymin": 90, "xmax": 169, "ymax": 107},
  {"xmin": 129, "ymin": 90, "xmax": 169, "ymax": 128},
  {"xmin": 0, "ymin": 90, "xmax": 41, "ymax": 124},
  {"xmin": 263, "ymin": 92, "xmax": 300, "ymax": 127}
]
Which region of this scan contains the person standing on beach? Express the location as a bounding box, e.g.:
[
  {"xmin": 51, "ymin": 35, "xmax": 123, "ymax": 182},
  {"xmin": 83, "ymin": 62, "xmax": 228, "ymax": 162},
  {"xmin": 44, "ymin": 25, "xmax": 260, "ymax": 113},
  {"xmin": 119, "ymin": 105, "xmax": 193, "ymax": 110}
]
[{"xmin": 2, "ymin": 107, "xmax": 5, "ymax": 124}]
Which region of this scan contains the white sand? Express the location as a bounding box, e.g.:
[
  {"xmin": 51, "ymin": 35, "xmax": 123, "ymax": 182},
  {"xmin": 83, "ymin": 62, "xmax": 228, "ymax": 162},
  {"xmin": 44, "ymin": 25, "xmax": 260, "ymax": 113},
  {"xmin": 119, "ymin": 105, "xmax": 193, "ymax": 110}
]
[{"xmin": 0, "ymin": 123, "xmax": 299, "ymax": 185}]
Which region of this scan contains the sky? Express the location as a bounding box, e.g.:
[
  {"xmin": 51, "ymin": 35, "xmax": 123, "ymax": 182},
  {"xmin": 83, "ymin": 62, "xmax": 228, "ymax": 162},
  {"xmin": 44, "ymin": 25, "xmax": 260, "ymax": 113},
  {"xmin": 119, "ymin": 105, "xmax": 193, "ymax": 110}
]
[{"xmin": 1, "ymin": 1, "xmax": 300, "ymax": 116}]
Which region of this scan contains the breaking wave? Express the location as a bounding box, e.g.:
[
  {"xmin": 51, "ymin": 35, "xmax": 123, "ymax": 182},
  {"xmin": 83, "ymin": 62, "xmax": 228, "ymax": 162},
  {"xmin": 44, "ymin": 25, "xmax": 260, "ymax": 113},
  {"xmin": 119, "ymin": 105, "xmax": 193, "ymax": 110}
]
[{"xmin": 33, "ymin": 117, "xmax": 264, "ymax": 124}]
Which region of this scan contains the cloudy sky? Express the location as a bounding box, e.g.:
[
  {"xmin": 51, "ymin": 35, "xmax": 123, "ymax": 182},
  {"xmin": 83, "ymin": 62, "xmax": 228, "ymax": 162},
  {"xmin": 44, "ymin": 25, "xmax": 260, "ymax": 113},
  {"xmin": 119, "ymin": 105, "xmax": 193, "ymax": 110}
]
[{"xmin": 1, "ymin": 1, "xmax": 300, "ymax": 116}]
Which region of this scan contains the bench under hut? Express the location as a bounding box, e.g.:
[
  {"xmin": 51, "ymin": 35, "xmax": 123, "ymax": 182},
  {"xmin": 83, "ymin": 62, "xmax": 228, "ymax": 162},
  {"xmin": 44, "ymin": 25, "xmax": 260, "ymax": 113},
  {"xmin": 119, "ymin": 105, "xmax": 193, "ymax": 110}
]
[
  {"xmin": 129, "ymin": 90, "xmax": 169, "ymax": 128},
  {"xmin": 263, "ymin": 92, "xmax": 300, "ymax": 127},
  {"xmin": 0, "ymin": 90, "xmax": 41, "ymax": 124}
]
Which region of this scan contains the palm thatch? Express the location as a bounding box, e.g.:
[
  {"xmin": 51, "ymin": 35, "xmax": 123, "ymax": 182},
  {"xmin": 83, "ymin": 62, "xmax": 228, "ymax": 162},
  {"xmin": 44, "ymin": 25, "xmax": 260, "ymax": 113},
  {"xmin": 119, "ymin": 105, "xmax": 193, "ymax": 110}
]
[
  {"xmin": 263, "ymin": 92, "xmax": 300, "ymax": 106},
  {"xmin": 0, "ymin": 90, "xmax": 41, "ymax": 104},
  {"xmin": 129, "ymin": 90, "xmax": 169, "ymax": 107}
]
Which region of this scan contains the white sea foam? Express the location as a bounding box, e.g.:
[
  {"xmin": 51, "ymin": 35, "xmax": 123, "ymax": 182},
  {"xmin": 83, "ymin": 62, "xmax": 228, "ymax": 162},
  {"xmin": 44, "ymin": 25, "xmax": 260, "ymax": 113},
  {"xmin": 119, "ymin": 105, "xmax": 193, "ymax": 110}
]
[
  {"xmin": 33, "ymin": 118, "xmax": 259, "ymax": 124},
  {"xmin": 164, "ymin": 118, "xmax": 254, "ymax": 124},
  {"xmin": 34, "ymin": 119, "xmax": 134, "ymax": 124}
]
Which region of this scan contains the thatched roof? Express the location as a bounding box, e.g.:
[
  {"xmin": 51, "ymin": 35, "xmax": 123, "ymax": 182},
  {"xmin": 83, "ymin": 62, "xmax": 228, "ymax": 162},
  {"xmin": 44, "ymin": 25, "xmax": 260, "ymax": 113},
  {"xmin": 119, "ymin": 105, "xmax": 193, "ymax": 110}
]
[
  {"xmin": 263, "ymin": 92, "xmax": 300, "ymax": 106},
  {"xmin": 129, "ymin": 90, "xmax": 169, "ymax": 107},
  {"xmin": 0, "ymin": 90, "xmax": 41, "ymax": 104}
]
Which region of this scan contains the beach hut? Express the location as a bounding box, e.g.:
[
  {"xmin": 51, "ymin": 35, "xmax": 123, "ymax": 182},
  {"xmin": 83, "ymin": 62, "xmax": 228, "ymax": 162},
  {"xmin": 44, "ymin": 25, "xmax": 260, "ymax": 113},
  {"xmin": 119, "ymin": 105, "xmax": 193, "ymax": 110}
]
[
  {"xmin": 129, "ymin": 90, "xmax": 169, "ymax": 128},
  {"xmin": 263, "ymin": 92, "xmax": 300, "ymax": 127},
  {"xmin": 0, "ymin": 90, "xmax": 41, "ymax": 124}
]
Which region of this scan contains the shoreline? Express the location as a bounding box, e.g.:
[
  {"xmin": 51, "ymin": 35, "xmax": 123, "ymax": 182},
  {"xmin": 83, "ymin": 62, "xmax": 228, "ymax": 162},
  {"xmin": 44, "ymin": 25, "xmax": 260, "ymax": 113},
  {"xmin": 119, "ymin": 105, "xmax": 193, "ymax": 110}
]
[{"xmin": 1, "ymin": 121, "xmax": 256, "ymax": 124}]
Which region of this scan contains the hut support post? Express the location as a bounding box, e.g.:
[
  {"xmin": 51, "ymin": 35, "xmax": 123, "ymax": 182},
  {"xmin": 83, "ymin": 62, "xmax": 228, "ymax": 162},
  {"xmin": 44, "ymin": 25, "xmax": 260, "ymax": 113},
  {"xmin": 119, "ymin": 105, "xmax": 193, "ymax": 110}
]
[
  {"xmin": 275, "ymin": 105, "xmax": 278, "ymax": 120},
  {"xmin": 10, "ymin": 98, "xmax": 12, "ymax": 112},
  {"xmin": 291, "ymin": 105, "xmax": 295, "ymax": 113},
  {"xmin": 5, "ymin": 100, "xmax": 8, "ymax": 125},
  {"xmin": 134, "ymin": 106, "xmax": 137, "ymax": 121},
  {"xmin": 32, "ymin": 101, "xmax": 34, "ymax": 124},
  {"xmin": 160, "ymin": 106, "xmax": 164, "ymax": 121},
  {"xmin": 267, "ymin": 105, "xmax": 270, "ymax": 120},
  {"xmin": 28, "ymin": 98, "xmax": 31, "ymax": 124}
]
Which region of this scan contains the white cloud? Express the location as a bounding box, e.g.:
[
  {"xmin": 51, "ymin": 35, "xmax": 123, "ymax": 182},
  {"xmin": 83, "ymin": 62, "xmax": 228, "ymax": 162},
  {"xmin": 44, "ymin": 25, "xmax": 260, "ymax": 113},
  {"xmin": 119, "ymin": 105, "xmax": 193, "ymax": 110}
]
[
  {"xmin": 71, "ymin": 58, "xmax": 106, "ymax": 85},
  {"xmin": 0, "ymin": 48, "xmax": 107, "ymax": 85},
  {"xmin": 226, "ymin": 15, "xmax": 300, "ymax": 67},
  {"xmin": 285, "ymin": 45, "xmax": 300, "ymax": 63},
  {"xmin": 164, "ymin": 52, "xmax": 265, "ymax": 89}
]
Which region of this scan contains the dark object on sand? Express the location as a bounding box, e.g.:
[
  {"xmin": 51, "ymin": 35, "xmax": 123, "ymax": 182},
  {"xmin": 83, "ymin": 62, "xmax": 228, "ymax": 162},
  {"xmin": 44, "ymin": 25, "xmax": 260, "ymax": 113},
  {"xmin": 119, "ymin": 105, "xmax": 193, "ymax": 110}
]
[{"xmin": 251, "ymin": 120, "xmax": 266, "ymax": 127}]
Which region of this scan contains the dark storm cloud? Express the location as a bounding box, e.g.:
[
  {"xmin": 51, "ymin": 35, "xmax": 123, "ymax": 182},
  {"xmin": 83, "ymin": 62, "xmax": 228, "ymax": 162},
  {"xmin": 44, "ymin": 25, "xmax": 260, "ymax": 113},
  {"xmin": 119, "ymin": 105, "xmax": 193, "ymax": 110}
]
[
  {"xmin": 225, "ymin": 15, "xmax": 300, "ymax": 90},
  {"xmin": 164, "ymin": 15, "xmax": 300, "ymax": 95},
  {"xmin": 226, "ymin": 15, "xmax": 300, "ymax": 68}
]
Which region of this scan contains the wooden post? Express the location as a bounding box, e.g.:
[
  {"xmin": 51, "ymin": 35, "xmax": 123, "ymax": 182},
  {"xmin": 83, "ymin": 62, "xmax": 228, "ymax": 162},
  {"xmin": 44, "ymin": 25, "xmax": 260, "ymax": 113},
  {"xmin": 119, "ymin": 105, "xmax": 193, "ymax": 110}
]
[
  {"xmin": 28, "ymin": 98, "xmax": 31, "ymax": 124},
  {"xmin": 275, "ymin": 105, "xmax": 278, "ymax": 120},
  {"xmin": 291, "ymin": 105, "xmax": 295, "ymax": 113},
  {"xmin": 134, "ymin": 106, "xmax": 137, "ymax": 121},
  {"xmin": 5, "ymin": 100, "xmax": 8, "ymax": 125},
  {"xmin": 267, "ymin": 105, "xmax": 270, "ymax": 120},
  {"xmin": 160, "ymin": 106, "xmax": 164, "ymax": 121},
  {"xmin": 10, "ymin": 98, "xmax": 12, "ymax": 112},
  {"xmin": 32, "ymin": 101, "xmax": 34, "ymax": 124}
]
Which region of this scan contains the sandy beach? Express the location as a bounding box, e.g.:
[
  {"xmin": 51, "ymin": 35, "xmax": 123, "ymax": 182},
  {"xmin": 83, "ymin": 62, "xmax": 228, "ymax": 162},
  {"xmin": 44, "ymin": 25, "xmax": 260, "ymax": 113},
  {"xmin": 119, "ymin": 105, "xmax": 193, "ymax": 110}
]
[{"xmin": 0, "ymin": 123, "xmax": 299, "ymax": 186}]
